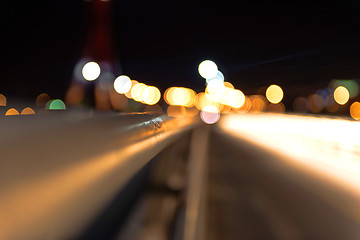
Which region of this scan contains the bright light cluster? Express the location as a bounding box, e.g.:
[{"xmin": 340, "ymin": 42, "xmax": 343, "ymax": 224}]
[
  {"xmin": 195, "ymin": 59, "xmax": 251, "ymax": 124},
  {"xmin": 32, "ymin": 59, "xmax": 360, "ymax": 121},
  {"xmin": 126, "ymin": 82, "xmax": 161, "ymax": 105},
  {"xmin": 111, "ymin": 75, "xmax": 161, "ymax": 106},
  {"xmin": 163, "ymin": 81, "xmax": 247, "ymax": 123},
  {"xmin": 292, "ymin": 80, "xmax": 360, "ymax": 119}
]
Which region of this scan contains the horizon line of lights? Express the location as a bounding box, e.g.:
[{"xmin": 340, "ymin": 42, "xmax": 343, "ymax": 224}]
[
  {"xmin": 79, "ymin": 59, "xmax": 360, "ymax": 123},
  {"xmin": 2, "ymin": 61, "xmax": 360, "ymax": 120}
]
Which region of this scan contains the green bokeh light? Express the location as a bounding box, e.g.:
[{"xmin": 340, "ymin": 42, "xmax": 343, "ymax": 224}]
[{"xmin": 46, "ymin": 99, "xmax": 66, "ymax": 110}]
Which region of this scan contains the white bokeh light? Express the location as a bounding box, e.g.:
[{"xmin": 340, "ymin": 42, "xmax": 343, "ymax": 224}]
[
  {"xmin": 198, "ymin": 60, "xmax": 218, "ymax": 79},
  {"xmin": 82, "ymin": 62, "xmax": 101, "ymax": 81},
  {"xmin": 114, "ymin": 75, "xmax": 132, "ymax": 94}
]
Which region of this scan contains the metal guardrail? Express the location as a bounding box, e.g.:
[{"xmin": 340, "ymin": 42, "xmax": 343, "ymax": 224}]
[{"xmin": 0, "ymin": 111, "xmax": 198, "ymax": 239}]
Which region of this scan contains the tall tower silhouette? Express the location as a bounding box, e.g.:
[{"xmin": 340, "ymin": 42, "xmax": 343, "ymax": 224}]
[{"xmin": 65, "ymin": 0, "xmax": 124, "ymax": 110}]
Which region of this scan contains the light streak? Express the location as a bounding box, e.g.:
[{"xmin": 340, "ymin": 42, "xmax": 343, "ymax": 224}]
[{"xmin": 220, "ymin": 113, "xmax": 360, "ymax": 200}]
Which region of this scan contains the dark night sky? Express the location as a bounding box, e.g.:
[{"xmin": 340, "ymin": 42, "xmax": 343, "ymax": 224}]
[{"xmin": 1, "ymin": 0, "xmax": 360, "ymax": 104}]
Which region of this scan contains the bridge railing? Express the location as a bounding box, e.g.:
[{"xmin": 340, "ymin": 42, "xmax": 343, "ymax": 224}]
[{"xmin": 0, "ymin": 111, "xmax": 199, "ymax": 239}]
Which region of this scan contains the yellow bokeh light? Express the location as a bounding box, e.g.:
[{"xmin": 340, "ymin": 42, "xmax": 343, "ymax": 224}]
[
  {"xmin": 172, "ymin": 88, "xmax": 190, "ymax": 105},
  {"xmin": 228, "ymin": 89, "xmax": 245, "ymax": 108},
  {"xmin": 266, "ymin": 85, "xmax": 283, "ymax": 104},
  {"xmin": 217, "ymin": 87, "xmax": 233, "ymax": 104},
  {"xmin": 5, "ymin": 108, "xmax": 19, "ymax": 116},
  {"xmin": 131, "ymin": 83, "xmax": 147, "ymax": 102},
  {"xmin": 165, "ymin": 87, "xmax": 196, "ymax": 107},
  {"xmin": 143, "ymin": 86, "xmax": 161, "ymax": 105},
  {"xmin": 164, "ymin": 88, "xmax": 171, "ymax": 105},
  {"xmin": 218, "ymin": 88, "xmax": 245, "ymax": 108},
  {"xmin": 125, "ymin": 80, "xmax": 139, "ymax": 99},
  {"xmin": 0, "ymin": 94, "xmax": 6, "ymax": 106},
  {"xmin": 350, "ymin": 102, "xmax": 360, "ymax": 120},
  {"xmin": 223, "ymin": 82, "xmax": 234, "ymax": 89},
  {"xmin": 194, "ymin": 92, "xmax": 208, "ymax": 110},
  {"xmin": 194, "ymin": 92, "xmax": 221, "ymax": 111},
  {"xmin": 21, "ymin": 107, "xmax": 35, "ymax": 115},
  {"xmin": 334, "ymin": 86, "xmax": 350, "ymax": 105},
  {"xmin": 220, "ymin": 105, "xmax": 232, "ymax": 114},
  {"xmin": 205, "ymin": 79, "xmax": 225, "ymax": 101}
]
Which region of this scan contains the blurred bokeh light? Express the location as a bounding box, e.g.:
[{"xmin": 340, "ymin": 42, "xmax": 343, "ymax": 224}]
[
  {"xmin": 0, "ymin": 94, "xmax": 6, "ymax": 106},
  {"xmin": 143, "ymin": 86, "xmax": 161, "ymax": 105},
  {"xmin": 330, "ymin": 80, "xmax": 359, "ymax": 99},
  {"xmin": 266, "ymin": 85, "xmax": 283, "ymax": 104},
  {"xmin": 131, "ymin": 83, "xmax": 147, "ymax": 102},
  {"xmin": 125, "ymin": 80, "xmax": 139, "ymax": 99},
  {"xmin": 21, "ymin": 107, "xmax": 35, "ymax": 115},
  {"xmin": 206, "ymin": 71, "xmax": 224, "ymax": 84},
  {"xmin": 47, "ymin": 99, "xmax": 66, "ymax": 110},
  {"xmin": 36, "ymin": 93, "xmax": 51, "ymax": 108},
  {"xmin": 5, "ymin": 108, "xmax": 19, "ymax": 116},
  {"xmin": 334, "ymin": 86, "xmax": 350, "ymax": 105},
  {"xmin": 165, "ymin": 87, "xmax": 196, "ymax": 107},
  {"xmin": 114, "ymin": 75, "xmax": 132, "ymax": 94},
  {"xmin": 200, "ymin": 105, "xmax": 220, "ymax": 124},
  {"xmin": 82, "ymin": 62, "xmax": 101, "ymax": 81},
  {"xmin": 198, "ymin": 60, "xmax": 218, "ymax": 79},
  {"xmin": 350, "ymin": 102, "xmax": 360, "ymax": 120}
]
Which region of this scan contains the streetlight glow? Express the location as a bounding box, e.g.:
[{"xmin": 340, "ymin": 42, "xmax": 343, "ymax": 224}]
[
  {"xmin": 82, "ymin": 62, "xmax": 101, "ymax": 81},
  {"xmin": 198, "ymin": 60, "xmax": 218, "ymax": 79},
  {"xmin": 266, "ymin": 85, "xmax": 284, "ymax": 104},
  {"xmin": 114, "ymin": 75, "xmax": 132, "ymax": 94}
]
